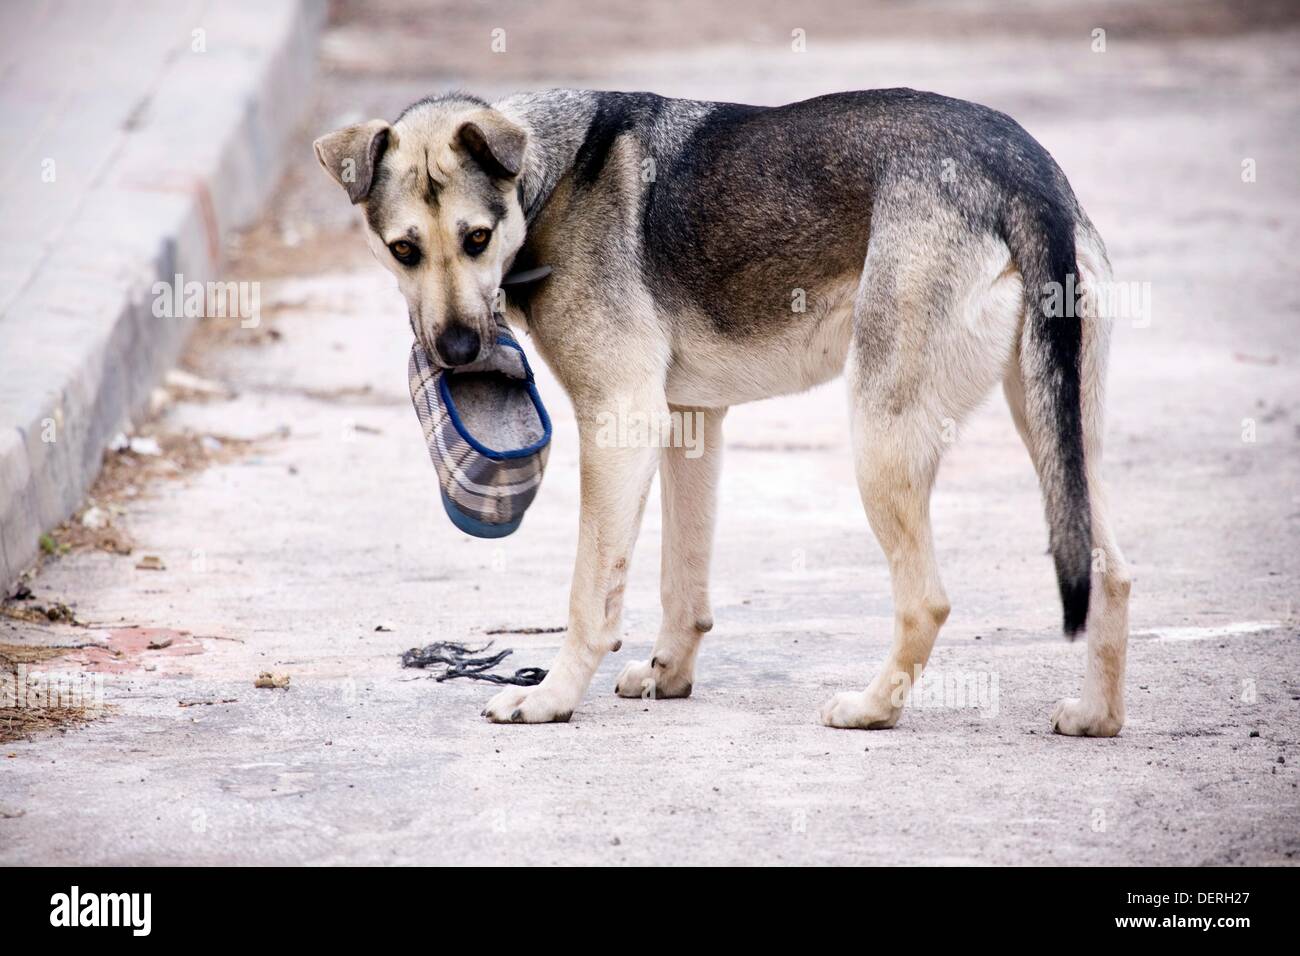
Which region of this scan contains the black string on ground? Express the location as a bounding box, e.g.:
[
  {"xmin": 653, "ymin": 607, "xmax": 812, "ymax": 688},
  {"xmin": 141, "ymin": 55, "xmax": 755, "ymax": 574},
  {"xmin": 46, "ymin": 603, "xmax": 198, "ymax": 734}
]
[{"xmin": 400, "ymin": 640, "xmax": 547, "ymax": 686}]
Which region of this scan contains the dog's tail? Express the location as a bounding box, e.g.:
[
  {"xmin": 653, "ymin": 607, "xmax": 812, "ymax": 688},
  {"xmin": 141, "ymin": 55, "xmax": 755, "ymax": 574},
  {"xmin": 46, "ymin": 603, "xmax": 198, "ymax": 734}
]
[{"xmin": 1005, "ymin": 198, "xmax": 1092, "ymax": 638}]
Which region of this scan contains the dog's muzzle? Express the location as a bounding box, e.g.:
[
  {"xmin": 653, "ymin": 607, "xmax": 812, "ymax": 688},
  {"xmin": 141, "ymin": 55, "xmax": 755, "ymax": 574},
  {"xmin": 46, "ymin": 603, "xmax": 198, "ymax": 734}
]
[{"xmin": 435, "ymin": 323, "xmax": 481, "ymax": 367}]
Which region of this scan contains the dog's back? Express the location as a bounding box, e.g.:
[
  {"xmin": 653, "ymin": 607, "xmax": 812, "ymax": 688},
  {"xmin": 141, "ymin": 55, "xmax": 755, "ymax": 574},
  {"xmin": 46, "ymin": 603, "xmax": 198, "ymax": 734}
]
[{"xmin": 503, "ymin": 89, "xmax": 1085, "ymax": 333}]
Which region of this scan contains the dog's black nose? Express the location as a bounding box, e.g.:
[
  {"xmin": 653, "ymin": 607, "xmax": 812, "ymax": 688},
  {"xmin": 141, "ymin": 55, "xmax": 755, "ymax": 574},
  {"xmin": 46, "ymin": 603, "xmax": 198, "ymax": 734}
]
[{"xmin": 435, "ymin": 324, "xmax": 481, "ymax": 367}]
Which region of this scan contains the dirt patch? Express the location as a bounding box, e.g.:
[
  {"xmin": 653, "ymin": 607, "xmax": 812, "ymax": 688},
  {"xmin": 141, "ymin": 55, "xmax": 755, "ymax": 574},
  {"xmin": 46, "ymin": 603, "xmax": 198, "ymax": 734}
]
[
  {"xmin": 31, "ymin": 426, "xmax": 262, "ymax": 568},
  {"xmin": 96, "ymin": 429, "xmax": 255, "ymax": 500},
  {"xmin": 0, "ymin": 643, "xmax": 107, "ymax": 743},
  {"xmin": 0, "ymin": 643, "xmax": 83, "ymax": 667},
  {"xmin": 48, "ymin": 516, "xmax": 134, "ymax": 558},
  {"xmin": 0, "ymin": 706, "xmax": 93, "ymax": 744}
]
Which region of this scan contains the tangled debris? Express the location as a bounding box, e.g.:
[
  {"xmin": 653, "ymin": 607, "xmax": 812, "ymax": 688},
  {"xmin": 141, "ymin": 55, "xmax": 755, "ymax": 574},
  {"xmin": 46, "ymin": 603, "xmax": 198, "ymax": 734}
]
[
  {"xmin": 0, "ymin": 597, "xmax": 79, "ymax": 626},
  {"xmin": 400, "ymin": 641, "xmax": 546, "ymax": 686},
  {"xmin": 178, "ymin": 697, "xmax": 238, "ymax": 708}
]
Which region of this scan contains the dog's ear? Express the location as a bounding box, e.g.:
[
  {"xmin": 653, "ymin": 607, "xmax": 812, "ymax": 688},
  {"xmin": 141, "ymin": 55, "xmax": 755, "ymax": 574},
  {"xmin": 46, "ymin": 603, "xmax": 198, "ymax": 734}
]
[
  {"xmin": 456, "ymin": 113, "xmax": 526, "ymax": 180},
  {"xmin": 313, "ymin": 120, "xmax": 396, "ymax": 203}
]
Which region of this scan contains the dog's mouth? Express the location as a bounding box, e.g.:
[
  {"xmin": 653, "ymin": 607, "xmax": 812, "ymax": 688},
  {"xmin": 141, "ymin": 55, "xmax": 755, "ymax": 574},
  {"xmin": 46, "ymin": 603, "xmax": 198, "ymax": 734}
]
[
  {"xmin": 414, "ymin": 316, "xmax": 496, "ymax": 369},
  {"xmin": 410, "ymin": 266, "xmax": 550, "ymax": 367}
]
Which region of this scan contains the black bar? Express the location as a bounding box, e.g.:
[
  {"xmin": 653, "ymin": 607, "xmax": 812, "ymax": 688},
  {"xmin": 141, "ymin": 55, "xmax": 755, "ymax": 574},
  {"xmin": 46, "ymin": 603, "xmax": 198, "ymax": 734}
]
[{"xmin": 0, "ymin": 866, "xmax": 1289, "ymax": 939}]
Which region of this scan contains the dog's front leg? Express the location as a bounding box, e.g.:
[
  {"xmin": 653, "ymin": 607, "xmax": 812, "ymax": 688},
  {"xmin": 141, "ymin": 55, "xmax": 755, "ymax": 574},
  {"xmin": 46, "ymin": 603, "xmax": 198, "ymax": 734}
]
[
  {"xmin": 483, "ymin": 391, "xmax": 664, "ymax": 723},
  {"xmin": 616, "ymin": 405, "xmax": 726, "ymax": 700}
]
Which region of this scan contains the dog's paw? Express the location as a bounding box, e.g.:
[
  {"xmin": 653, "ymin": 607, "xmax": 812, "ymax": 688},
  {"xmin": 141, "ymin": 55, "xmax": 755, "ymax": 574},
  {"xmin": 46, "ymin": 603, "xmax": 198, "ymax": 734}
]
[
  {"xmin": 1051, "ymin": 697, "xmax": 1123, "ymax": 737},
  {"xmin": 817, "ymin": 690, "xmax": 902, "ymax": 730},
  {"xmin": 614, "ymin": 657, "xmax": 693, "ymax": 700},
  {"xmin": 482, "ymin": 680, "xmax": 578, "ymax": 724}
]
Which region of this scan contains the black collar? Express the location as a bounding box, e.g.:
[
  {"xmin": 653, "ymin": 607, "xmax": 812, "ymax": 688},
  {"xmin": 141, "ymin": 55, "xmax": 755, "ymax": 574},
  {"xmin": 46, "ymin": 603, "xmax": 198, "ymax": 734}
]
[{"xmin": 500, "ymin": 265, "xmax": 552, "ymax": 287}]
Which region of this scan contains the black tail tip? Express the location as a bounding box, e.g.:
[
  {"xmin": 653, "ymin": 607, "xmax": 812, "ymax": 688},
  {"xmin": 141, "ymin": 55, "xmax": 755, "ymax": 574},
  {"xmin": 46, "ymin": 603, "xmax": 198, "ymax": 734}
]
[{"xmin": 1060, "ymin": 575, "xmax": 1090, "ymax": 639}]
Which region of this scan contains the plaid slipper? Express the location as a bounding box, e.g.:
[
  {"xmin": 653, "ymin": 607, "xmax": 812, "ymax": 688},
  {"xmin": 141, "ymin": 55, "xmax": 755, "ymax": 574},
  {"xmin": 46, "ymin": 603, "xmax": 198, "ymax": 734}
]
[{"xmin": 408, "ymin": 319, "xmax": 552, "ymax": 538}]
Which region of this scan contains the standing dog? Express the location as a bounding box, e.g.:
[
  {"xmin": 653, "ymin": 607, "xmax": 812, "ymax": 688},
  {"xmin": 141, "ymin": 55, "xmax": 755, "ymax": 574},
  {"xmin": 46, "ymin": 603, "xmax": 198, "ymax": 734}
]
[{"xmin": 314, "ymin": 88, "xmax": 1131, "ymax": 735}]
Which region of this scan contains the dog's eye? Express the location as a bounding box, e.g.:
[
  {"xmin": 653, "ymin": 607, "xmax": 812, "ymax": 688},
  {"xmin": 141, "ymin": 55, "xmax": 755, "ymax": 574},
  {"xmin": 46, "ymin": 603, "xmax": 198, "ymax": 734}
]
[
  {"xmin": 463, "ymin": 228, "xmax": 492, "ymax": 257},
  {"xmin": 389, "ymin": 240, "xmax": 420, "ymax": 265}
]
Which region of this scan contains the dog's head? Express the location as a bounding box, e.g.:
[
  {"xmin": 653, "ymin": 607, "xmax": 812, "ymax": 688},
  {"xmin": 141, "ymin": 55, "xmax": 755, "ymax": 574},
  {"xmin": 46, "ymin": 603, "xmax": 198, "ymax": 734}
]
[{"xmin": 313, "ymin": 95, "xmax": 528, "ymax": 366}]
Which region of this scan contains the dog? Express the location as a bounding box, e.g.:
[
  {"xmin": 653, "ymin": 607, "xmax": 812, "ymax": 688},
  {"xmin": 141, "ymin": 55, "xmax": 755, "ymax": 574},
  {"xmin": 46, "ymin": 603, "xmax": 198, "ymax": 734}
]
[{"xmin": 314, "ymin": 88, "xmax": 1131, "ymax": 735}]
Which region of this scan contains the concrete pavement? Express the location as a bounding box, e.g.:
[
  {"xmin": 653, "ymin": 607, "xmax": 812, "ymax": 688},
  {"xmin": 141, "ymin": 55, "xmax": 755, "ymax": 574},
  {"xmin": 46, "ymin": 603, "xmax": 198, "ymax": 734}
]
[
  {"xmin": 0, "ymin": 0, "xmax": 324, "ymax": 588},
  {"xmin": 1, "ymin": 1, "xmax": 1297, "ymax": 864}
]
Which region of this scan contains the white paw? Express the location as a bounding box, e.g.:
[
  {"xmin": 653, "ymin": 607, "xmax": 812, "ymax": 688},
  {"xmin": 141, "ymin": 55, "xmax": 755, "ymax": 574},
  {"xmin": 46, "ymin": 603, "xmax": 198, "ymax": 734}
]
[
  {"xmin": 1051, "ymin": 697, "xmax": 1123, "ymax": 737},
  {"xmin": 817, "ymin": 690, "xmax": 902, "ymax": 730},
  {"xmin": 614, "ymin": 657, "xmax": 693, "ymax": 699},
  {"xmin": 481, "ymin": 679, "xmax": 579, "ymax": 724}
]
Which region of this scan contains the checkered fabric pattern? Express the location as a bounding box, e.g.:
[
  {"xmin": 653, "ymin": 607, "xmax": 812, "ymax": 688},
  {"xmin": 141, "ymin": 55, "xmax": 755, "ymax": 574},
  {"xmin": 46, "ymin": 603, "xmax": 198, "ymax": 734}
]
[{"xmin": 408, "ymin": 331, "xmax": 550, "ymax": 533}]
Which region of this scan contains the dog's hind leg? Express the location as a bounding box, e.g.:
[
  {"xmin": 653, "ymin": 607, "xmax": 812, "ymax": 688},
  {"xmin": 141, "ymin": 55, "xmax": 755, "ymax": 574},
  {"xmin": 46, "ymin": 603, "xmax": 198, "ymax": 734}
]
[
  {"xmin": 482, "ymin": 381, "xmax": 665, "ymax": 723},
  {"xmin": 818, "ymin": 396, "xmax": 948, "ymax": 730},
  {"xmin": 1005, "ymin": 227, "xmax": 1131, "ymax": 736},
  {"xmin": 615, "ymin": 405, "xmax": 727, "ymax": 700},
  {"xmin": 819, "ymin": 219, "xmax": 1022, "ymax": 730}
]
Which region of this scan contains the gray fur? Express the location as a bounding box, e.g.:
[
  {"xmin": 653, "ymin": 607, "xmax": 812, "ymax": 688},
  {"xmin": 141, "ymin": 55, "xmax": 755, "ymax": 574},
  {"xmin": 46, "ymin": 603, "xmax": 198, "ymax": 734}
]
[
  {"xmin": 499, "ymin": 88, "xmax": 1091, "ymax": 630},
  {"xmin": 315, "ymin": 86, "xmax": 1129, "ymax": 733}
]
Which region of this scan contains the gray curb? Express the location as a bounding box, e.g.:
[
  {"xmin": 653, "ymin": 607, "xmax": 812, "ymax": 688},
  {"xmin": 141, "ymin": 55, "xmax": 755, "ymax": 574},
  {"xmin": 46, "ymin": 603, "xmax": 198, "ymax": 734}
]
[{"xmin": 0, "ymin": 0, "xmax": 326, "ymax": 590}]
